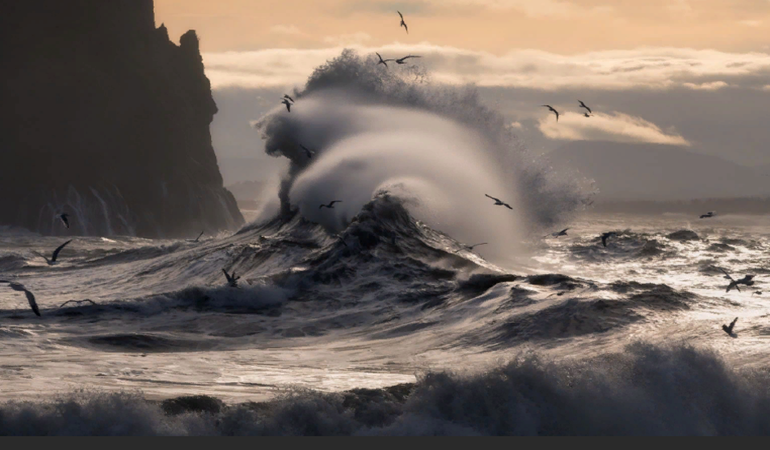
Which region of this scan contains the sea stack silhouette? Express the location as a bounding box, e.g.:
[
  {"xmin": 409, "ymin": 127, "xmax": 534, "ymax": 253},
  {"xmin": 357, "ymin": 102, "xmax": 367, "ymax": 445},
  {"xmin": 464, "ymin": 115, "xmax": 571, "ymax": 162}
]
[{"xmin": 0, "ymin": 0, "xmax": 243, "ymax": 238}]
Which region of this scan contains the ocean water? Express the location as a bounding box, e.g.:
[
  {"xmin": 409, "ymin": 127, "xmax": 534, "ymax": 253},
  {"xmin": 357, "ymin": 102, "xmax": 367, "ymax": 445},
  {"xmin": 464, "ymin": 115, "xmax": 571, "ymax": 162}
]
[
  {"xmin": 2, "ymin": 50, "xmax": 770, "ymax": 435},
  {"xmin": 2, "ymin": 206, "xmax": 769, "ymax": 435}
]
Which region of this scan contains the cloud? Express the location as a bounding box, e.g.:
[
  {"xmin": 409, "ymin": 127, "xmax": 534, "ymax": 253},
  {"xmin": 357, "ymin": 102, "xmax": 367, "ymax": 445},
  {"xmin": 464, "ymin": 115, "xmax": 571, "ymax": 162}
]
[
  {"xmin": 202, "ymin": 45, "xmax": 770, "ymax": 90},
  {"xmin": 269, "ymin": 25, "xmax": 303, "ymax": 35},
  {"xmin": 322, "ymin": 32, "xmax": 372, "ymax": 46},
  {"xmin": 537, "ymin": 111, "xmax": 690, "ymax": 146},
  {"xmin": 435, "ymin": 0, "xmax": 613, "ymax": 17},
  {"xmin": 682, "ymin": 81, "xmax": 728, "ymax": 90},
  {"xmin": 509, "ymin": 121, "xmax": 524, "ymax": 129}
]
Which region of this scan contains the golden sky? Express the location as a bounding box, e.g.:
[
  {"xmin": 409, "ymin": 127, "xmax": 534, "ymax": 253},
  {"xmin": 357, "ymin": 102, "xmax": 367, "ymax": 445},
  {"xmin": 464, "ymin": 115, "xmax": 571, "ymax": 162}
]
[
  {"xmin": 155, "ymin": 0, "xmax": 770, "ymax": 170},
  {"xmin": 155, "ymin": 0, "xmax": 770, "ymax": 54}
]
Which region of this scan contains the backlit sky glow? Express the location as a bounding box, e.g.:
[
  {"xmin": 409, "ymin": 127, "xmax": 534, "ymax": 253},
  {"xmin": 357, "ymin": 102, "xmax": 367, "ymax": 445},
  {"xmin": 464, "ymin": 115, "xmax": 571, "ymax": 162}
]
[{"xmin": 154, "ymin": 0, "xmax": 770, "ymax": 177}]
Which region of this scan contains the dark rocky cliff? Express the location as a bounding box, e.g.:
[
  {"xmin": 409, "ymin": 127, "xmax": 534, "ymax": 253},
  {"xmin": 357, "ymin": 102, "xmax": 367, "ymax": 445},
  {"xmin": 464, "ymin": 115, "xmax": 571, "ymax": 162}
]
[{"xmin": 0, "ymin": 0, "xmax": 244, "ymax": 237}]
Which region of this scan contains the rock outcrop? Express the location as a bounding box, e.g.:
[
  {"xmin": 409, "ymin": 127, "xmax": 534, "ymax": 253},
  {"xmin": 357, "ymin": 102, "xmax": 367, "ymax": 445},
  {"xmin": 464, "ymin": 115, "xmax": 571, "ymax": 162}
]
[{"xmin": 0, "ymin": 0, "xmax": 244, "ymax": 238}]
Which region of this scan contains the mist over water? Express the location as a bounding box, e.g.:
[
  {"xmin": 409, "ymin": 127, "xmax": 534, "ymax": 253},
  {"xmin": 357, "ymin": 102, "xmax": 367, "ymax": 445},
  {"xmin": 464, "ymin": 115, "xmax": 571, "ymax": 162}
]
[{"xmin": 252, "ymin": 50, "xmax": 593, "ymax": 259}]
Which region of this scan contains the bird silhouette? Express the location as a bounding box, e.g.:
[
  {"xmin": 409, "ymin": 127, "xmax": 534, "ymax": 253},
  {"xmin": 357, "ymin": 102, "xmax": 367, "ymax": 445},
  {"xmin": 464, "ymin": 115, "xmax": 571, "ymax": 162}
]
[
  {"xmin": 722, "ymin": 317, "xmax": 738, "ymax": 336},
  {"xmin": 542, "ymin": 105, "xmax": 560, "ymax": 122},
  {"xmin": 485, "ymin": 194, "xmax": 513, "ymax": 209},
  {"xmin": 336, "ymin": 234, "xmax": 349, "ymax": 249},
  {"xmin": 59, "ymin": 213, "xmax": 70, "ymax": 229},
  {"xmin": 578, "ymin": 100, "xmax": 592, "ymax": 114},
  {"xmin": 300, "ymin": 144, "xmax": 315, "ymax": 159},
  {"xmin": 37, "ymin": 239, "xmax": 73, "ymax": 265},
  {"xmin": 454, "ymin": 242, "xmax": 488, "ymax": 253},
  {"xmin": 376, "ymin": 52, "xmax": 394, "ymax": 67},
  {"xmin": 548, "ymin": 228, "xmax": 570, "ymax": 238},
  {"xmin": 720, "ymin": 268, "xmax": 755, "ymax": 293},
  {"xmin": 395, "ymin": 55, "xmax": 421, "ymax": 64},
  {"xmin": 222, "ymin": 268, "xmax": 241, "ymax": 288},
  {"xmin": 397, "ymin": 11, "xmax": 408, "ymax": 34},
  {"xmin": 601, "ymin": 232, "xmax": 617, "ymax": 247},
  {"xmin": 0, "ymin": 281, "xmax": 40, "ymax": 316},
  {"xmin": 320, "ymin": 200, "xmax": 343, "ymax": 209}
]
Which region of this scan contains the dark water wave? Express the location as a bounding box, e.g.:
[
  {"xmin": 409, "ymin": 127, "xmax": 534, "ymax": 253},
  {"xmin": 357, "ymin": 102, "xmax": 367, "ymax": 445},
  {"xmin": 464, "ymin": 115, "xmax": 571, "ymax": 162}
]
[
  {"xmin": 2, "ymin": 343, "xmax": 769, "ymax": 436},
  {"xmin": 3, "ymin": 195, "xmax": 700, "ymax": 351}
]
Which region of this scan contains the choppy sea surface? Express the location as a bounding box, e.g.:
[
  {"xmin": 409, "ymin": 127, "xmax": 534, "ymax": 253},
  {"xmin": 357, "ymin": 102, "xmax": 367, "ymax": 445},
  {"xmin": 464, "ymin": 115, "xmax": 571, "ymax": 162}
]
[{"xmin": 2, "ymin": 203, "xmax": 770, "ymax": 435}]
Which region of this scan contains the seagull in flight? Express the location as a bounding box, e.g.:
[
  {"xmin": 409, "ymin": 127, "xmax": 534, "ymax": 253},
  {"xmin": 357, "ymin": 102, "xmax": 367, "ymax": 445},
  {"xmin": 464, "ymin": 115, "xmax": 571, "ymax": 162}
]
[
  {"xmin": 283, "ymin": 94, "xmax": 294, "ymax": 103},
  {"xmin": 542, "ymin": 105, "xmax": 559, "ymax": 122},
  {"xmin": 376, "ymin": 52, "xmax": 394, "ymax": 67},
  {"xmin": 0, "ymin": 281, "xmax": 41, "ymax": 316},
  {"xmin": 454, "ymin": 242, "xmax": 488, "ymax": 253},
  {"xmin": 59, "ymin": 213, "xmax": 70, "ymax": 229},
  {"xmin": 601, "ymin": 232, "xmax": 617, "ymax": 247},
  {"xmin": 548, "ymin": 228, "xmax": 570, "ymax": 238},
  {"xmin": 722, "ymin": 317, "xmax": 738, "ymax": 337},
  {"xmin": 397, "ymin": 11, "xmax": 408, "ymax": 34},
  {"xmin": 700, "ymin": 211, "xmax": 715, "ymax": 219},
  {"xmin": 578, "ymin": 100, "xmax": 592, "ymax": 114},
  {"xmin": 222, "ymin": 268, "xmax": 241, "ymax": 288},
  {"xmin": 485, "ymin": 194, "xmax": 513, "ymax": 210},
  {"xmin": 188, "ymin": 231, "xmax": 205, "ymax": 243},
  {"xmin": 37, "ymin": 239, "xmax": 73, "ymax": 266},
  {"xmin": 319, "ymin": 200, "xmax": 343, "ymax": 209},
  {"xmin": 719, "ymin": 268, "xmax": 755, "ymax": 293},
  {"xmin": 281, "ymin": 98, "xmax": 292, "ymax": 112},
  {"xmin": 395, "ymin": 55, "xmax": 421, "ymax": 64},
  {"xmin": 300, "ymin": 144, "xmax": 315, "ymax": 159}
]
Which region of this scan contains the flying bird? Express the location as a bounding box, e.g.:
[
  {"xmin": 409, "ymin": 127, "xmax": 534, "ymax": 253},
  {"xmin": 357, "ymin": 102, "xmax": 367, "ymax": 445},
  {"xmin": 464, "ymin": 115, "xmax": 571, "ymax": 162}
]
[
  {"xmin": 59, "ymin": 213, "xmax": 70, "ymax": 229},
  {"xmin": 542, "ymin": 105, "xmax": 559, "ymax": 122},
  {"xmin": 0, "ymin": 281, "xmax": 41, "ymax": 316},
  {"xmin": 281, "ymin": 98, "xmax": 292, "ymax": 112},
  {"xmin": 188, "ymin": 231, "xmax": 205, "ymax": 243},
  {"xmin": 454, "ymin": 242, "xmax": 488, "ymax": 253},
  {"xmin": 485, "ymin": 194, "xmax": 513, "ymax": 210},
  {"xmin": 720, "ymin": 268, "xmax": 755, "ymax": 293},
  {"xmin": 319, "ymin": 200, "xmax": 343, "ymax": 209},
  {"xmin": 395, "ymin": 55, "xmax": 421, "ymax": 64},
  {"xmin": 37, "ymin": 239, "xmax": 73, "ymax": 266},
  {"xmin": 722, "ymin": 317, "xmax": 738, "ymax": 336},
  {"xmin": 700, "ymin": 211, "xmax": 715, "ymax": 219},
  {"xmin": 397, "ymin": 11, "xmax": 408, "ymax": 34},
  {"xmin": 283, "ymin": 94, "xmax": 294, "ymax": 103},
  {"xmin": 300, "ymin": 144, "xmax": 315, "ymax": 159},
  {"xmin": 222, "ymin": 268, "xmax": 241, "ymax": 288},
  {"xmin": 548, "ymin": 228, "xmax": 570, "ymax": 238},
  {"xmin": 376, "ymin": 52, "xmax": 393, "ymax": 67},
  {"xmin": 601, "ymin": 232, "xmax": 617, "ymax": 248},
  {"xmin": 752, "ymin": 291, "xmax": 763, "ymax": 296},
  {"xmin": 578, "ymin": 100, "xmax": 592, "ymax": 114}
]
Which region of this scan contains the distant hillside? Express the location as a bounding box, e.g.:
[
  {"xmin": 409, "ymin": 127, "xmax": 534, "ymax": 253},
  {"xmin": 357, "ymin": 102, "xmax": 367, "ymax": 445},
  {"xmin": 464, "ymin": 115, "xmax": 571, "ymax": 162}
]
[
  {"xmin": 226, "ymin": 180, "xmax": 266, "ymax": 210},
  {"xmin": 546, "ymin": 142, "xmax": 770, "ymax": 201}
]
